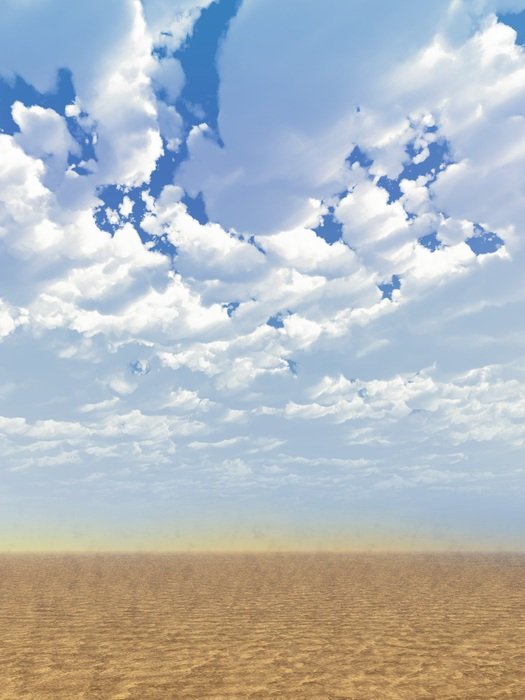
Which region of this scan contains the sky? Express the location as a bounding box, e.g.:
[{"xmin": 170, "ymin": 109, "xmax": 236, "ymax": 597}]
[{"xmin": 1, "ymin": 0, "xmax": 525, "ymax": 551}]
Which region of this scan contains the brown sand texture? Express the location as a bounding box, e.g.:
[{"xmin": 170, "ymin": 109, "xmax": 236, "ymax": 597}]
[{"xmin": 0, "ymin": 553, "xmax": 524, "ymax": 699}]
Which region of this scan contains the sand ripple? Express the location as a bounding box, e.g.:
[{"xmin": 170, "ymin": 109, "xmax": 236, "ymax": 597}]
[{"xmin": 0, "ymin": 553, "xmax": 524, "ymax": 698}]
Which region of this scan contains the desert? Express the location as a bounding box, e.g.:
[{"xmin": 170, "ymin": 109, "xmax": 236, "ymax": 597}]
[{"xmin": 0, "ymin": 552, "xmax": 524, "ymax": 699}]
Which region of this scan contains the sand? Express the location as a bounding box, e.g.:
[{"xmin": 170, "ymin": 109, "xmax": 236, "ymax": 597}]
[{"xmin": 0, "ymin": 552, "xmax": 524, "ymax": 699}]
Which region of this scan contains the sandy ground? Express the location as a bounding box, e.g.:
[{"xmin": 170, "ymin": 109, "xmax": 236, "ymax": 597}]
[{"xmin": 0, "ymin": 552, "xmax": 524, "ymax": 699}]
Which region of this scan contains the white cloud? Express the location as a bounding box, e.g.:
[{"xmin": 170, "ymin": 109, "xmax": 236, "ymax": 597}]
[
  {"xmin": 162, "ymin": 388, "xmax": 215, "ymax": 411},
  {"xmin": 142, "ymin": 196, "xmax": 265, "ymax": 281},
  {"xmin": 1, "ymin": 1, "xmax": 163, "ymax": 192},
  {"xmin": 12, "ymin": 102, "xmax": 78, "ymax": 190},
  {"xmin": 178, "ymin": 0, "xmax": 452, "ymax": 234},
  {"xmin": 80, "ymin": 397, "xmax": 121, "ymax": 414},
  {"xmin": 141, "ymin": 0, "xmax": 213, "ymax": 51}
]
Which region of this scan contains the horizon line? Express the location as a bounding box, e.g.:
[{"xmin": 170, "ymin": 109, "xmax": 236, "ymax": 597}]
[{"xmin": 1, "ymin": 548, "xmax": 524, "ymax": 555}]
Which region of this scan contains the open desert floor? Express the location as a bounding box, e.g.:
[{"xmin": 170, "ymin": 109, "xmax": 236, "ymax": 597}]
[{"xmin": 0, "ymin": 552, "xmax": 524, "ymax": 698}]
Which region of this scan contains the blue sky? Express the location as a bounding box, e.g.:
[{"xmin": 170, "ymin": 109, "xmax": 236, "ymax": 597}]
[{"xmin": 1, "ymin": 0, "xmax": 525, "ymax": 550}]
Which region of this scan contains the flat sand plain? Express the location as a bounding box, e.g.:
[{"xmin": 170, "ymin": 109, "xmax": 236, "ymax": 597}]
[{"xmin": 0, "ymin": 553, "xmax": 524, "ymax": 699}]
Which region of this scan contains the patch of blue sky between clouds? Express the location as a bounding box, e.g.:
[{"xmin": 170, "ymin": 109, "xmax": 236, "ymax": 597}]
[
  {"xmin": 0, "ymin": 68, "xmax": 95, "ymax": 174},
  {"xmin": 466, "ymin": 224, "xmax": 504, "ymax": 255},
  {"xmin": 401, "ymin": 137, "xmax": 452, "ymax": 183},
  {"xmin": 90, "ymin": 0, "xmax": 243, "ymax": 260},
  {"xmin": 183, "ymin": 191, "xmax": 208, "ymax": 224},
  {"xmin": 0, "ymin": 34, "xmax": 179, "ymax": 258},
  {"xmin": 313, "ymin": 209, "xmax": 344, "ymax": 245},
  {"xmin": 223, "ymin": 301, "xmax": 239, "ymax": 318},
  {"xmin": 0, "ymin": 68, "xmax": 73, "ymax": 134},
  {"xmin": 266, "ymin": 310, "xmax": 294, "ymax": 330},
  {"xmin": 93, "ymin": 183, "xmax": 177, "ymax": 258},
  {"xmin": 266, "ymin": 312, "xmax": 286, "ymax": 329},
  {"xmin": 341, "ymin": 125, "xmax": 501, "ymax": 261},
  {"xmin": 147, "ymin": 0, "xmax": 243, "ymax": 187},
  {"xmin": 172, "ymin": 0, "xmax": 243, "ymax": 143},
  {"xmin": 92, "ymin": 143, "xmax": 183, "ymax": 254},
  {"xmin": 378, "ymin": 275, "xmax": 401, "ymax": 301},
  {"xmin": 346, "ymin": 145, "xmax": 373, "ymax": 170},
  {"xmin": 418, "ymin": 232, "xmax": 442, "ymax": 252},
  {"xmin": 312, "ymin": 145, "xmax": 372, "ymax": 245},
  {"xmin": 376, "ymin": 175, "xmax": 403, "ymax": 204},
  {"xmin": 94, "ymin": 0, "xmax": 244, "ymax": 254},
  {"xmin": 499, "ymin": 10, "xmax": 525, "ymax": 44},
  {"xmin": 377, "ymin": 132, "xmax": 452, "ymax": 204}
]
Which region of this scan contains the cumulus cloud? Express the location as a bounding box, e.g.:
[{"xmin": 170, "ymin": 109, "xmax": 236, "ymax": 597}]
[{"xmin": 177, "ymin": 0, "xmax": 452, "ymax": 234}]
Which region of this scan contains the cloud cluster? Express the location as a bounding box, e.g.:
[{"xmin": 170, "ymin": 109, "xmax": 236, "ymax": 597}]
[{"xmin": 0, "ymin": 0, "xmax": 524, "ymax": 540}]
